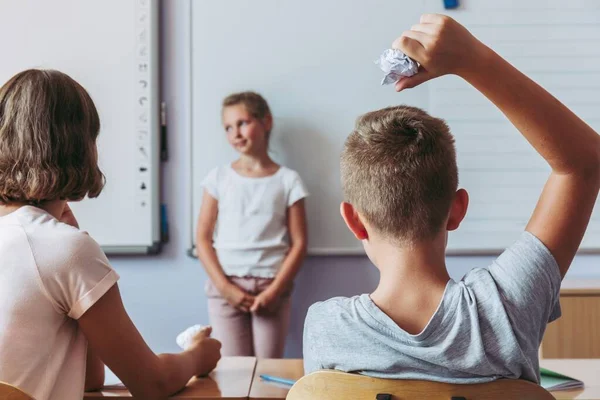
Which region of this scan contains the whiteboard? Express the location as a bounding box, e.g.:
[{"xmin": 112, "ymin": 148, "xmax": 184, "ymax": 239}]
[
  {"xmin": 190, "ymin": 0, "xmax": 600, "ymax": 255},
  {"xmin": 432, "ymin": 0, "xmax": 600, "ymax": 252},
  {"xmin": 0, "ymin": 0, "xmax": 161, "ymax": 254}
]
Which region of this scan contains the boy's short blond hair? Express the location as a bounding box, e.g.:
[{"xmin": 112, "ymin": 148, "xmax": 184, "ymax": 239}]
[
  {"xmin": 341, "ymin": 105, "xmax": 458, "ymax": 242},
  {"xmin": 0, "ymin": 69, "xmax": 104, "ymax": 204}
]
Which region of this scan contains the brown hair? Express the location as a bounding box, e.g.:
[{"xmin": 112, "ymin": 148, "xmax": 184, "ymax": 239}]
[
  {"xmin": 0, "ymin": 69, "xmax": 104, "ymax": 204},
  {"xmin": 222, "ymin": 91, "xmax": 272, "ymax": 138},
  {"xmin": 341, "ymin": 105, "xmax": 458, "ymax": 243}
]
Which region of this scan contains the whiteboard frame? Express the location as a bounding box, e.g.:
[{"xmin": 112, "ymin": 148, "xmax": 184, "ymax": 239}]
[
  {"xmin": 188, "ymin": 241, "xmax": 600, "ymax": 258},
  {"xmin": 0, "ymin": 0, "xmax": 163, "ymax": 254},
  {"xmin": 101, "ymin": 0, "xmax": 162, "ymax": 255}
]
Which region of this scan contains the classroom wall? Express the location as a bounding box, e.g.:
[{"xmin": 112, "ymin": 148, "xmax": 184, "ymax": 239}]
[{"xmin": 107, "ymin": 0, "xmax": 600, "ymax": 358}]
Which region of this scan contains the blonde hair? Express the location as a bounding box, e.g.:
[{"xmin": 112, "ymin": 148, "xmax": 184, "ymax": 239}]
[
  {"xmin": 222, "ymin": 91, "xmax": 272, "ymax": 140},
  {"xmin": 0, "ymin": 69, "xmax": 104, "ymax": 204},
  {"xmin": 341, "ymin": 105, "xmax": 458, "ymax": 242}
]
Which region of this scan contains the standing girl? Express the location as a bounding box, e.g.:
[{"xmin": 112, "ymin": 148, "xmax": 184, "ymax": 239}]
[{"xmin": 196, "ymin": 92, "xmax": 308, "ymax": 358}]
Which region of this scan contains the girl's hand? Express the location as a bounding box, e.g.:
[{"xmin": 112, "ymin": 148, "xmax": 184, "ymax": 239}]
[
  {"xmin": 188, "ymin": 326, "xmax": 222, "ymax": 377},
  {"xmin": 220, "ymin": 283, "xmax": 255, "ymax": 312},
  {"xmin": 250, "ymin": 285, "xmax": 281, "ymax": 313},
  {"xmin": 392, "ymin": 14, "xmax": 486, "ymax": 91},
  {"xmin": 60, "ymin": 203, "xmax": 80, "ymax": 229}
]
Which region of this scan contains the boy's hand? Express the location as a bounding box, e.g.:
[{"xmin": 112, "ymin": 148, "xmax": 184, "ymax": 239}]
[
  {"xmin": 188, "ymin": 326, "xmax": 222, "ymax": 377},
  {"xmin": 220, "ymin": 283, "xmax": 255, "ymax": 313},
  {"xmin": 60, "ymin": 203, "xmax": 80, "ymax": 229},
  {"xmin": 392, "ymin": 14, "xmax": 485, "ymax": 91},
  {"xmin": 250, "ymin": 285, "xmax": 281, "ymax": 313}
]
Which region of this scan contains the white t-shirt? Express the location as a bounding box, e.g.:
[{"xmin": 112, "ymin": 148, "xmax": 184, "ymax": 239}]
[
  {"xmin": 202, "ymin": 164, "xmax": 309, "ymax": 277},
  {"xmin": 0, "ymin": 206, "xmax": 119, "ymax": 400}
]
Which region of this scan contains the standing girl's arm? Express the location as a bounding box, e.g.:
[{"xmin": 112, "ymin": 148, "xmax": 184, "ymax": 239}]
[
  {"xmin": 196, "ymin": 190, "xmax": 255, "ymax": 312},
  {"xmin": 251, "ymin": 199, "xmax": 307, "ymax": 312}
]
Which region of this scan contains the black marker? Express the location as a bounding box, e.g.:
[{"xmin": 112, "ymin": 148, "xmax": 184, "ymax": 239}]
[{"xmin": 160, "ymin": 102, "xmax": 169, "ymax": 161}]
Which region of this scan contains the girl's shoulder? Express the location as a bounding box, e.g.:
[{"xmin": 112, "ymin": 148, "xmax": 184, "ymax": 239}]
[
  {"xmin": 202, "ymin": 164, "xmax": 233, "ymax": 183},
  {"xmin": 19, "ymin": 207, "xmax": 104, "ymax": 263},
  {"xmin": 277, "ymin": 166, "xmax": 303, "ymax": 183},
  {"xmin": 205, "ymin": 164, "xmax": 230, "ymax": 177},
  {"xmin": 277, "ymin": 167, "xmax": 309, "ymax": 199},
  {"xmin": 10, "ymin": 206, "xmax": 109, "ymax": 280},
  {"xmin": 277, "ymin": 166, "xmax": 309, "ymax": 206}
]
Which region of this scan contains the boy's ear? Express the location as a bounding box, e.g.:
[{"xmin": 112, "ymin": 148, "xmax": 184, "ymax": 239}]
[
  {"xmin": 340, "ymin": 202, "xmax": 368, "ymax": 240},
  {"xmin": 447, "ymin": 189, "xmax": 469, "ymax": 231}
]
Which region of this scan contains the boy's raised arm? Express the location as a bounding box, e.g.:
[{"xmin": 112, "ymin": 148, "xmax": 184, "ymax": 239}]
[{"xmin": 395, "ymin": 14, "xmax": 600, "ymax": 277}]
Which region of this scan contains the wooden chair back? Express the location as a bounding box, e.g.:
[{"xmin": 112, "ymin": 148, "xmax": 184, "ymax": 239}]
[
  {"xmin": 286, "ymin": 370, "xmax": 554, "ymax": 400},
  {"xmin": 0, "ymin": 382, "xmax": 34, "ymax": 400}
]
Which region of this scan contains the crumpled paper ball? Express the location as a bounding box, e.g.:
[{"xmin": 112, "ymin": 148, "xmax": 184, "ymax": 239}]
[
  {"xmin": 375, "ymin": 49, "xmax": 419, "ymax": 85},
  {"xmin": 176, "ymin": 324, "xmax": 206, "ymax": 350}
]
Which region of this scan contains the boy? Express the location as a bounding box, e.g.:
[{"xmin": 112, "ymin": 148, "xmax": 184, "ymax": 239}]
[{"xmin": 303, "ymin": 15, "xmax": 600, "ymax": 383}]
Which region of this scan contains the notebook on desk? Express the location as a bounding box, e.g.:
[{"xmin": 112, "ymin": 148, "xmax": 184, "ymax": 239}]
[{"xmin": 540, "ymin": 367, "xmax": 584, "ymax": 391}]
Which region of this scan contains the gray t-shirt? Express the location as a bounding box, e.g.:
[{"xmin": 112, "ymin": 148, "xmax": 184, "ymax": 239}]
[{"xmin": 303, "ymin": 232, "xmax": 562, "ymax": 384}]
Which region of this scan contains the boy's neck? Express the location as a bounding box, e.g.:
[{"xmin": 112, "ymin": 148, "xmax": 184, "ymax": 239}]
[{"xmin": 369, "ymin": 234, "xmax": 451, "ymax": 334}]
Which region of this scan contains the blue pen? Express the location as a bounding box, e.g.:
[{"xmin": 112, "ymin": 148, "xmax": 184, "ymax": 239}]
[{"xmin": 260, "ymin": 374, "xmax": 296, "ymax": 386}]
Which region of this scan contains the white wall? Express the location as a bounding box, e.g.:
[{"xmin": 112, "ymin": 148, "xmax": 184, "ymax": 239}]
[{"xmin": 108, "ymin": 0, "xmax": 600, "ymax": 358}]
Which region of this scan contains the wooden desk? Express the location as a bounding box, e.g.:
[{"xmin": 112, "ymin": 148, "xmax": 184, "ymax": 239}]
[
  {"xmin": 249, "ymin": 359, "xmax": 600, "ymax": 400},
  {"xmin": 249, "ymin": 359, "xmax": 304, "ymax": 400},
  {"xmin": 542, "ymin": 280, "xmax": 600, "ymax": 358},
  {"xmin": 540, "ymin": 359, "xmax": 600, "ymax": 400},
  {"xmin": 84, "ymin": 357, "xmax": 256, "ymax": 400}
]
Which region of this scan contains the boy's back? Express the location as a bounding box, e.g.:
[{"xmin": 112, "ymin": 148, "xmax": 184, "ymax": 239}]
[
  {"xmin": 304, "ymin": 232, "xmax": 560, "ymax": 383},
  {"xmin": 303, "ymin": 15, "xmax": 600, "ymax": 383}
]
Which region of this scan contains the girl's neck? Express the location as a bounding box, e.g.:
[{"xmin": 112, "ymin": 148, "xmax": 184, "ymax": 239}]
[
  {"xmin": 0, "ymin": 200, "xmax": 65, "ymax": 220},
  {"xmin": 234, "ymin": 152, "xmax": 277, "ymax": 172},
  {"xmin": 0, "ymin": 202, "xmax": 27, "ymax": 217},
  {"xmin": 39, "ymin": 200, "xmax": 67, "ymax": 220}
]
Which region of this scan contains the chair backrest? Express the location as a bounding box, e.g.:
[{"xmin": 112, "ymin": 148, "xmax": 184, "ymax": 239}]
[
  {"xmin": 286, "ymin": 370, "xmax": 554, "ymax": 400},
  {"xmin": 0, "ymin": 382, "xmax": 34, "ymax": 400}
]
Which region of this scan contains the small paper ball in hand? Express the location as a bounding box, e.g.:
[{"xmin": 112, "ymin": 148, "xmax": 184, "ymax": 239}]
[{"xmin": 375, "ymin": 49, "xmax": 419, "ymax": 85}]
